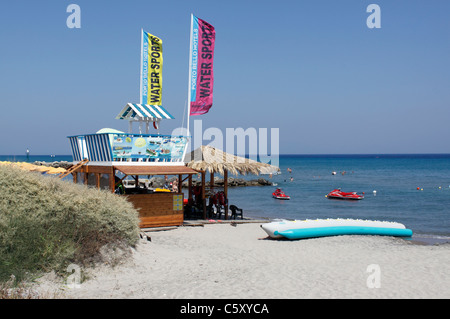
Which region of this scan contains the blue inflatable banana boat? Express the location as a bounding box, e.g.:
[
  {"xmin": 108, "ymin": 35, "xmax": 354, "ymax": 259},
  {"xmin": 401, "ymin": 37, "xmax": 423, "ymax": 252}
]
[{"xmin": 261, "ymin": 218, "xmax": 413, "ymax": 240}]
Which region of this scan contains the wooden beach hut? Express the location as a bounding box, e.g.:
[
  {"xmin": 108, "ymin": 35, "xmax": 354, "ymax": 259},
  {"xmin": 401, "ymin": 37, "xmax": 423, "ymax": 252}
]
[
  {"xmin": 66, "ymin": 103, "xmax": 198, "ymax": 228},
  {"xmin": 185, "ymin": 145, "xmax": 280, "ymax": 219},
  {"xmin": 66, "ymin": 162, "xmax": 197, "ymax": 228}
]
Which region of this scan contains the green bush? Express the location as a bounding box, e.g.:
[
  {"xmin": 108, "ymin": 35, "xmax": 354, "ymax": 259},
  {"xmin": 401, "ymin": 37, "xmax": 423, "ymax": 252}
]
[{"xmin": 0, "ymin": 165, "xmax": 140, "ymax": 283}]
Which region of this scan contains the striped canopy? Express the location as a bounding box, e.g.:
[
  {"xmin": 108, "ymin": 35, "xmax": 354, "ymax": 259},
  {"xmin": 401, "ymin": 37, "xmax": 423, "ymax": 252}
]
[{"xmin": 116, "ymin": 103, "xmax": 175, "ymax": 121}]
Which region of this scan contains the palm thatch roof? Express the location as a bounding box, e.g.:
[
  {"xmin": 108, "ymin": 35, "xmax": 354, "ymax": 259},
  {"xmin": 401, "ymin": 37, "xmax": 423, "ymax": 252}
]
[
  {"xmin": 0, "ymin": 161, "xmax": 67, "ymax": 175},
  {"xmin": 184, "ymin": 145, "xmax": 280, "ymax": 176}
]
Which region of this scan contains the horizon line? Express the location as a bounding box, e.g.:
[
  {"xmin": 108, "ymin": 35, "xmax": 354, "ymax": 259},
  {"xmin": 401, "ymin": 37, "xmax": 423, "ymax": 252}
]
[{"xmin": 2, "ymin": 152, "xmax": 450, "ymax": 157}]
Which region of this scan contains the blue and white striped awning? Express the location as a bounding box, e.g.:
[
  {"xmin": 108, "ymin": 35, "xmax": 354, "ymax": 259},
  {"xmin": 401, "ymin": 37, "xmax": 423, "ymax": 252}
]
[{"xmin": 116, "ymin": 103, "xmax": 175, "ymax": 121}]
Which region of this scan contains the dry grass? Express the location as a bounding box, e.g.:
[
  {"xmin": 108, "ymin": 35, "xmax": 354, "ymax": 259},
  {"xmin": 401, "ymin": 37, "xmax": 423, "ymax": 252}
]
[
  {"xmin": 0, "ymin": 165, "xmax": 140, "ymax": 285},
  {"xmin": 0, "ymin": 279, "xmax": 54, "ymax": 299}
]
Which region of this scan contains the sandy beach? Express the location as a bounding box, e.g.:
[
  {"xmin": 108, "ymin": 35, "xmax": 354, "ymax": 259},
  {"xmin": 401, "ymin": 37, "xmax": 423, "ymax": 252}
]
[{"xmin": 34, "ymin": 222, "xmax": 450, "ymax": 299}]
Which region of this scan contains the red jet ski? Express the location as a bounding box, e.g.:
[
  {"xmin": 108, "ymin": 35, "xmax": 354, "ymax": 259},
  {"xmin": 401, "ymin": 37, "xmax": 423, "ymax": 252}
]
[
  {"xmin": 273, "ymin": 188, "xmax": 290, "ymax": 200},
  {"xmin": 327, "ymin": 189, "xmax": 364, "ymax": 200}
]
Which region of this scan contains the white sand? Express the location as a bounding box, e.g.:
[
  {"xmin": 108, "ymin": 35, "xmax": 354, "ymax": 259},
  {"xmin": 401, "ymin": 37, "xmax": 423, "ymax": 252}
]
[{"xmin": 37, "ymin": 223, "xmax": 450, "ymax": 299}]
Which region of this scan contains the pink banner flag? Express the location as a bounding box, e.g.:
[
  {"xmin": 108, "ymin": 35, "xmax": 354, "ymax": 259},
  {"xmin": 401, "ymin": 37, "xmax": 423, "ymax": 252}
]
[{"xmin": 189, "ymin": 15, "xmax": 215, "ymax": 116}]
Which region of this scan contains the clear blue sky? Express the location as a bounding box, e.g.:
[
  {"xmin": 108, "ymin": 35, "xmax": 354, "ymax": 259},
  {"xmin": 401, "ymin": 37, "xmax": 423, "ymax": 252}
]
[{"xmin": 1, "ymin": 0, "xmax": 449, "ymax": 155}]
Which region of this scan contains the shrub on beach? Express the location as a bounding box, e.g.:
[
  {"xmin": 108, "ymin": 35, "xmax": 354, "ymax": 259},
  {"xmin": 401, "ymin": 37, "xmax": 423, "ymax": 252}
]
[{"xmin": 0, "ymin": 165, "xmax": 140, "ymax": 283}]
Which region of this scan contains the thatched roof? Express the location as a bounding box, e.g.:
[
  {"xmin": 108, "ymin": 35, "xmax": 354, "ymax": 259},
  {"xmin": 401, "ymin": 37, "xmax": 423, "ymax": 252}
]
[
  {"xmin": 0, "ymin": 161, "xmax": 67, "ymax": 175},
  {"xmin": 184, "ymin": 145, "xmax": 280, "ymax": 176}
]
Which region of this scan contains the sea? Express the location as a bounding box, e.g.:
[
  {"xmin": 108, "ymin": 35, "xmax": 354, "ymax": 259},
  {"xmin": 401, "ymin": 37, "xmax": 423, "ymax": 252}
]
[
  {"xmin": 228, "ymin": 154, "xmax": 450, "ymax": 244},
  {"xmin": 2, "ymin": 154, "xmax": 450, "ymax": 243}
]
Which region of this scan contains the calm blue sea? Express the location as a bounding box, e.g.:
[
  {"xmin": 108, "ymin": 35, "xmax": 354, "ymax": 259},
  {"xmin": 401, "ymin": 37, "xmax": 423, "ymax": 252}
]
[
  {"xmin": 2, "ymin": 154, "xmax": 450, "ymax": 241},
  {"xmin": 228, "ymin": 154, "xmax": 450, "ymax": 241},
  {"xmin": 0, "ymin": 155, "xmax": 73, "ymax": 163}
]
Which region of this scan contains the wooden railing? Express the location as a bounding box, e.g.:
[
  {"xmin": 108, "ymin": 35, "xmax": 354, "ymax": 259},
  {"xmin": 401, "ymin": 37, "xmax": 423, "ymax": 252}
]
[{"xmin": 59, "ymin": 158, "xmax": 89, "ymax": 179}]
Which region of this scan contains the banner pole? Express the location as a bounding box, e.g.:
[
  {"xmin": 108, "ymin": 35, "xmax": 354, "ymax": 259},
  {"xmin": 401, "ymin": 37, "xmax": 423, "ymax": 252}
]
[
  {"xmin": 186, "ymin": 14, "xmax": 193, "ymax": 138},
  {"xmin": 140, "ymin": 28, "xmax": 143, "ymax": 105}
]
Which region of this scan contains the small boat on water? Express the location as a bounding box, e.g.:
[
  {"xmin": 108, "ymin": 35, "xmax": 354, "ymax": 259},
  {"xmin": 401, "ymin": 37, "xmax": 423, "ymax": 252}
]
[
  {"xmin": 261, "ymin": 218, "xmax": 413, "ymax": 240},
  {"xmin": 327, "ymin": 189, "xmax": 364, "ymax": 200},
  {"xmin": 273, "ymin": 188, "xmax": 290, "ymax": 200}
]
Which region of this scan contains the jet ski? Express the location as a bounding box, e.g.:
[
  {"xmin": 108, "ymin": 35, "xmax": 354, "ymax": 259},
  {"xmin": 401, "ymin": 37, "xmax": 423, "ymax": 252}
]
[
  {"xmin": 326, "ymin": 189, "xmax": 364, "ymax": 200},
  {"xmin": 273, "ymin": 188, "xmax": 290, "ymax": 200}
]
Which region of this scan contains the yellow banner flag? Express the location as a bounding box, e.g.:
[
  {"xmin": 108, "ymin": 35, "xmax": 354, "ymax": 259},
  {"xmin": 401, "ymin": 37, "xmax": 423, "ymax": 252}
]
[{"xmin": 141, "ymin": 31, "xmax": 163, "ymax": 105}]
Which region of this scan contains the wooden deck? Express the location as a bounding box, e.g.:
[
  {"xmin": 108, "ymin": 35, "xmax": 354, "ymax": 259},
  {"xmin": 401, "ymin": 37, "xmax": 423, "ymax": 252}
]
[{"xmin": 140, "ymin": 218, "xmax": 270, "ymax": 233}]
